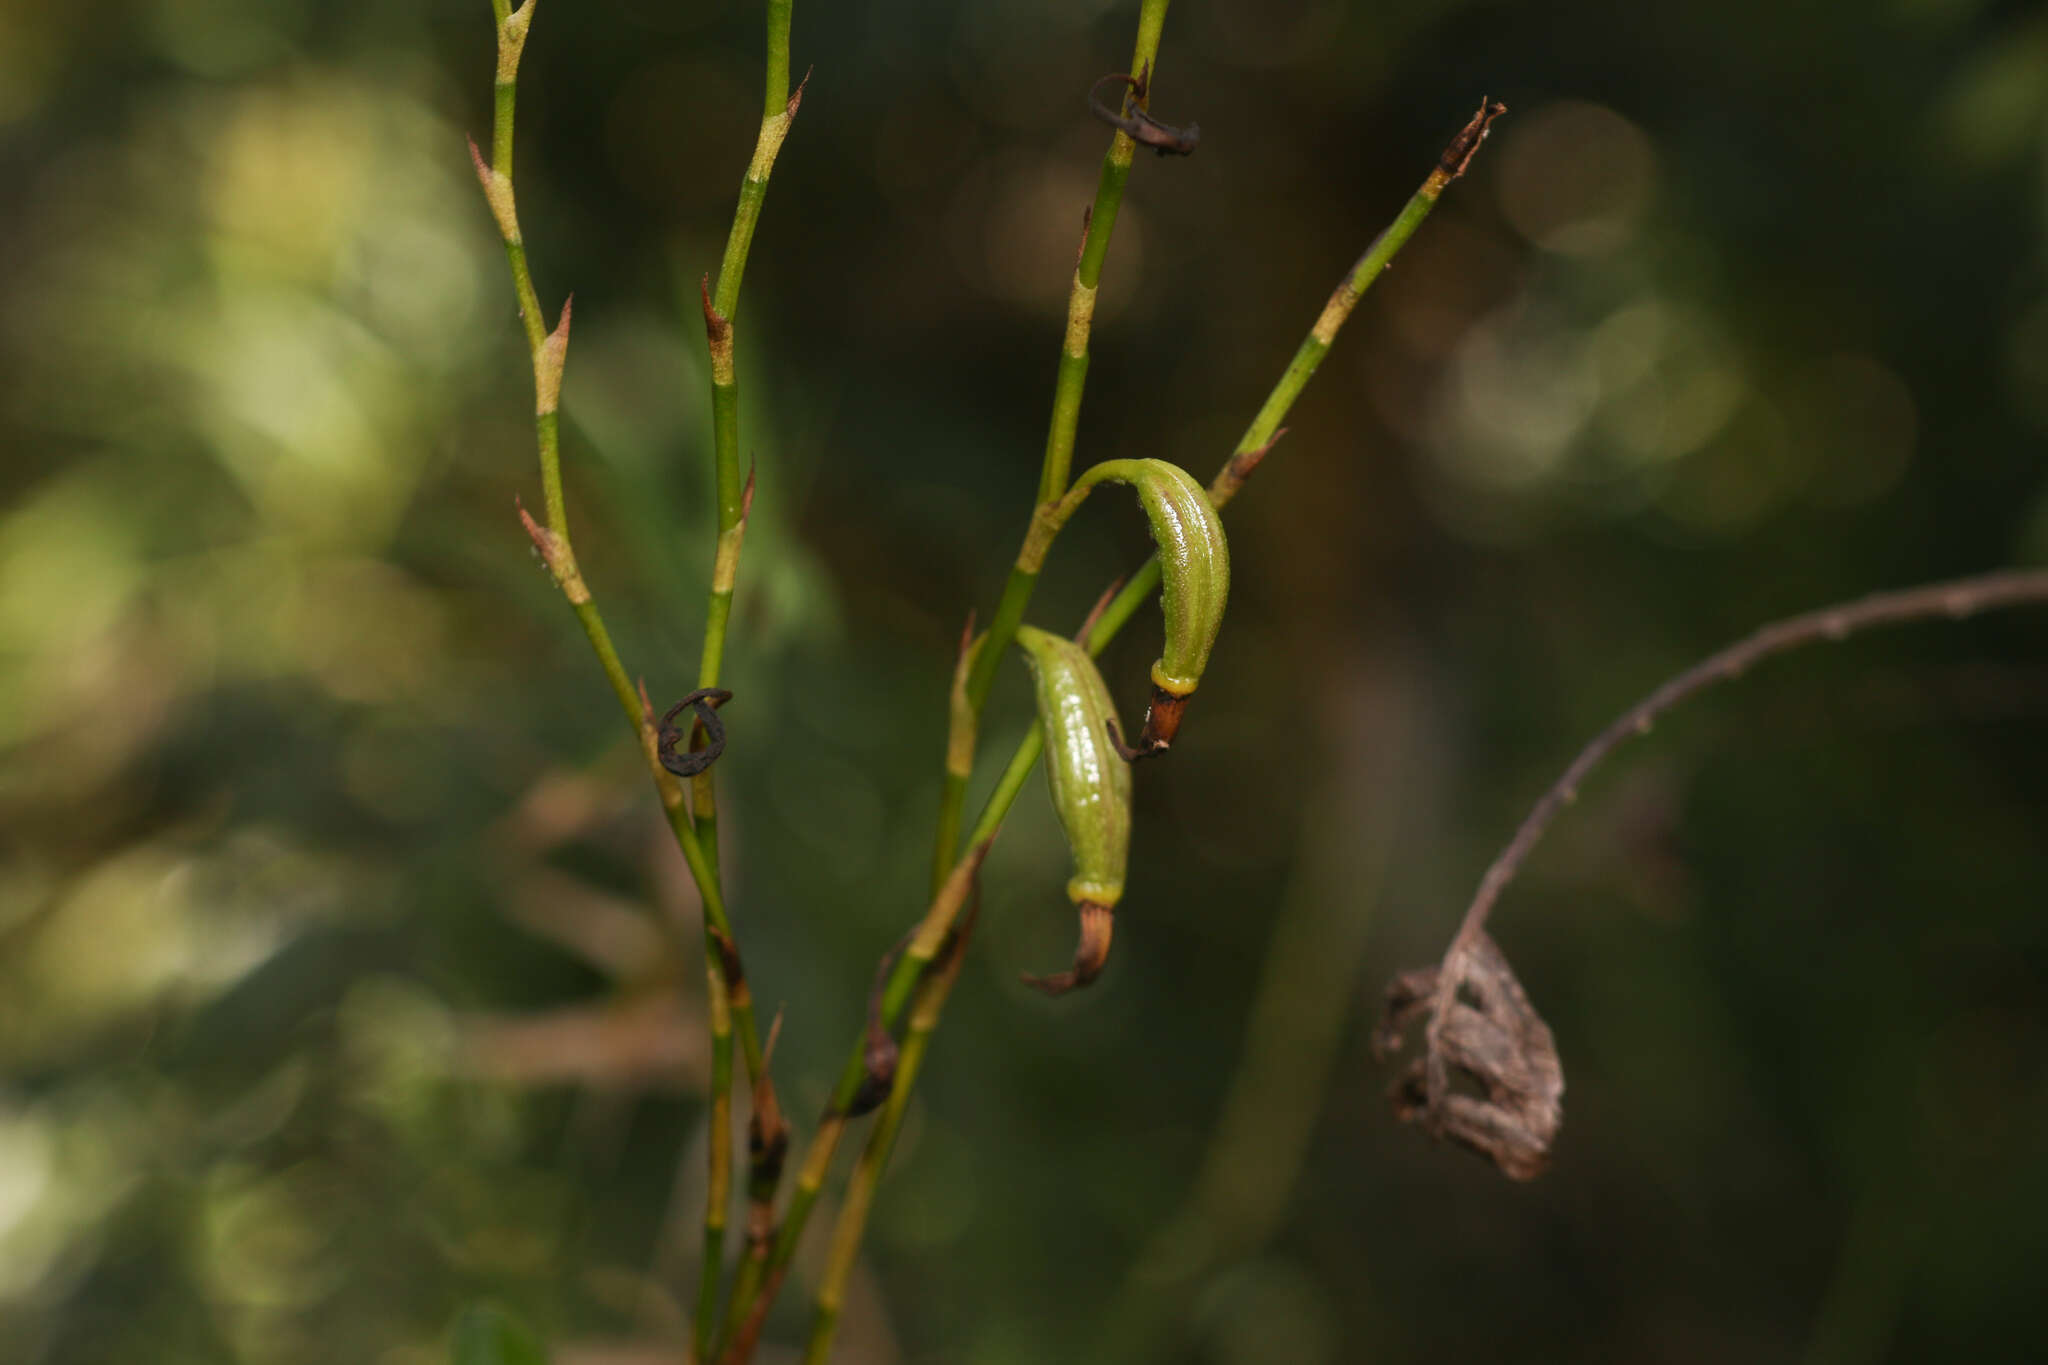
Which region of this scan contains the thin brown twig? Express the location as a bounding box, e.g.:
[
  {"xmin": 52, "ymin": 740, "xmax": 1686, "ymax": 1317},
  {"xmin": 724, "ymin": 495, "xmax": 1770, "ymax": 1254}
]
[
  {"xmin": 1378, "ymin": 566, "xmax": 2048, "ymax": 1180},
  {"xmin": 1443, "ymin": 567, "xmax": 2048, "ymax": 959}
]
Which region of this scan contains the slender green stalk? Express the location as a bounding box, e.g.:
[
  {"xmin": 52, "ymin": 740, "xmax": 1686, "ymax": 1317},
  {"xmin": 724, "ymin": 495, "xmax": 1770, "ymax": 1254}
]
[
  {"xmin": 714, "ymin": 840, "xmax": 995, "ymax": 1365},
  {"xmin": 690, "ymin": 1, "xmax": 801, "ymax": 1345},
  {"xmin": 471, "ymin": 8, "xmax": 780, "ymax": 1358},
  {"xmin": 758, "ymin": 97, "xmax": 1508, "ymax": 1361},
  {"xmin": 804, "ymin": 918, "xmax": 972, "ymax": 1365},
  {"xmin": 930, "ymin": 0, "xmax": 1174, "ymax": 894},
  {"xmin": 1039, "ymin": 0, "xmax": 1169, "ymax": 505},
  {"xmin": 700, "ymin": 0, "xmax": 799, "ymax": 690},
  {"xmin": 670, "ymin": 3, "xmax": 804, "ymax": 1357},
  {"xmin": 693, "ymin": 955, "xmax": 735, "ymax": 1361}
]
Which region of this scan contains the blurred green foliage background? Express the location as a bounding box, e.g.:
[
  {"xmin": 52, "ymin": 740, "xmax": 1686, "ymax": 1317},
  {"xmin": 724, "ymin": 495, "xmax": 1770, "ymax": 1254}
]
[{"xmin": 4, "ymin": 0, "xmax": 2048, "ymax": 1361}]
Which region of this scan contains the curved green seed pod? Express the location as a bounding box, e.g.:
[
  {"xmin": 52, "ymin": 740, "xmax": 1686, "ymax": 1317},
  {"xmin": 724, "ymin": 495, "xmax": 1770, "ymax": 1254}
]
[
  {"xmin": 1015, "ymin": 624, "xmax": 1132, "ymax": 994},
  {"xmin": 1119, "ymin": 458, "xmax": 1227, "ymax": 757},
  {"xmin": 1124, "ymin": 459, "xmax": 1229, "ymax": 698},
  {"xmin": 1019, "ymin": 457, "xmax": 1230, "ymax": 758}
]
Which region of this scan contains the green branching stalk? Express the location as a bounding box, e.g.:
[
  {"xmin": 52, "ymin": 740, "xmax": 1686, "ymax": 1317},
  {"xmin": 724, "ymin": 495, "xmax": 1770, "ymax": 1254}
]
[
  {"xmin": 756, "ymin": 97, "xmax": 1511, "ymax": 1361},
  {"xmin": 471, "ymin": 5, "xmax": 786, "ymax": 1357},
  {"xmin": 714, "ymin": 841, "xmax": 994, "ymax": 1365},
  {"xmin": 930, "ymin": 0, "xmax": 1174, "ymax": 894},
  {"xmin": 691, "ymin": 0, "xmax": 802, "ymax": 1343}
]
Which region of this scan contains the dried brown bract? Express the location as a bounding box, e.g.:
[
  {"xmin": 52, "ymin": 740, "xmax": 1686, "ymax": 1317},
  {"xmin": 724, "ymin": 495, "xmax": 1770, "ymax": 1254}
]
[{"xmin": 1373, "ymin": 931, "xmax": 1563, "ymax": 1181}]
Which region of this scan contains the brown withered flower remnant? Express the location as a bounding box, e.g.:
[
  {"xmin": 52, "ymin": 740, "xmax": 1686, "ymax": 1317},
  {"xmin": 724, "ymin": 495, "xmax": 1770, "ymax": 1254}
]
[{"xmin": 1373, "ymin": 931, "xmax": 1563, "ymax": 1181}]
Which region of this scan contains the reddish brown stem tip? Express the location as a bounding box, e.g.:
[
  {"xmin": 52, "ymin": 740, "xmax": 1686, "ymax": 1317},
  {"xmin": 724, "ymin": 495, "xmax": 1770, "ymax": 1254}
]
[
  {"xmin": 1107, "ymin": 687, "xmax": 1187, "ymax": 762},
  {"xmin": 1022, "ymin": 901, "xmax": 1115, "ymax": 995}
]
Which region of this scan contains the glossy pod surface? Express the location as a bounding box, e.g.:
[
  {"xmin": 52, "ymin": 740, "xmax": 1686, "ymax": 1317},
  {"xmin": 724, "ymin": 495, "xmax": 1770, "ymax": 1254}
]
[
  {"xmin": 1123, "ymin": 459, "xmax": 1229, "ymax": 698},
  {"xmin": 1016, "ymin": 624, "xmax": 1131, "ymax": 992}
]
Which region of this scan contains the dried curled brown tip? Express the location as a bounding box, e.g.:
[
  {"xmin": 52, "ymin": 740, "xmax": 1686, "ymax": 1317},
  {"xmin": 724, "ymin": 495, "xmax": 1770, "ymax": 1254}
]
[
  {"xmin": 1107, "ymin": 687, "xmax": 1187, "ymax": 762},
  {"xmin": 1439, "ymin": 98, "xmax": 1508, "ymax": 180},
  {"xmin": 1021, "ymin": 900, "xmax": 1115, "ymax": 995},
  {"xmin": 1087, "ymin": 71, "xmax": 1200, "ymax": 157},
  {"xmin": 656, "ymin": 687, "xmax": 734, "ymax": 779},
  {"xmin": 1374, "ymin": 930, "xmax": 1562, "ymax": 1181},
  {"xmin": 786, "ymin": 65, "xmax": 813, "ymax": 118}
]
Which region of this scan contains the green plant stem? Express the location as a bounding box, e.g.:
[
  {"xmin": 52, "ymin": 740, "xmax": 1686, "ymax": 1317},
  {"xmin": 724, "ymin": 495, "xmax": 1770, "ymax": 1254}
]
[
  {"xmin": 472, "ymin": 8, "xmax": 776, "ymax": 1358},
  {"xmin": 930, "ymin": 0, "xmax": 1173, "ymax": 895},
  {"xmin": 714, "ymin": 834, "xmax": 1000, "ymax": 1364},
  {"xmin": 693, "ymin": 955, "xmax": 735, "ymax": 1362},
  {"xmin": 700, "ymin": 0, "xmax": 798, "ymax": 686},
  {"xmin": 688, "ymin": 0, "xmax": 800, "ymax": 1354},
  {"xmin": 767, "ymin": 100, "xmax": 1502, "ymax": 1361},
  {"xmin": 803, "ymin": 924, "xmax": 970, "ymax": 1365}
]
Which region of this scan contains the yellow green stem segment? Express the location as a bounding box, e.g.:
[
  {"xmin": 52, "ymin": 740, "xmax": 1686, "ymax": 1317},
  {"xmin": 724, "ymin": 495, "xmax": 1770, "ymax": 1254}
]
[{"xmin": 1014, "ymin": 625, "xmax": 1132, "ymax": 994}]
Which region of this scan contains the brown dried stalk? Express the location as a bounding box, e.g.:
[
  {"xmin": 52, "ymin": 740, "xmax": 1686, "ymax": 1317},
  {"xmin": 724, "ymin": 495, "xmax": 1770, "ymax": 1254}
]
[{"xmin": 1381, "ymin": 567, "xmax": 2048, "ymax": 1177}]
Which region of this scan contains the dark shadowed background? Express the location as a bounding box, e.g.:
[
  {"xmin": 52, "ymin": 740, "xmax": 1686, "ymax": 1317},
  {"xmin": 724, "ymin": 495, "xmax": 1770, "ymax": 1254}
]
[{"xmin": 3, "ymin": 0, "xmax": 2047, "ymax": 1362}]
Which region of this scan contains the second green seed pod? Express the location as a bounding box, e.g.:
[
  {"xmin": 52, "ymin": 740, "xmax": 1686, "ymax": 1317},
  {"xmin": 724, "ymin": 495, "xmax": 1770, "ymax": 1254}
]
[{"xmin": 1016, "ymin": 624, "xmax": 1131, "ymax": 994}]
